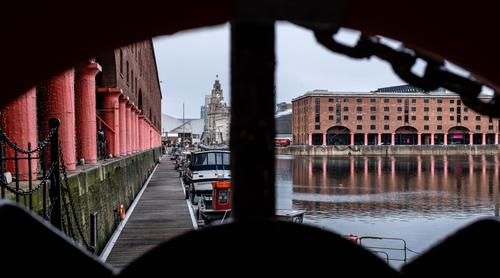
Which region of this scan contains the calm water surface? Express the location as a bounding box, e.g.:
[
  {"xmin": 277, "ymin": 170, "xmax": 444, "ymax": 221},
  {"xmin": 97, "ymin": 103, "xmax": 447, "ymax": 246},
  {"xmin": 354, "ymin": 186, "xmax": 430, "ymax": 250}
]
[{"xmin": 276, "ymin": 155, "xmax": 500, "ymax": 267}]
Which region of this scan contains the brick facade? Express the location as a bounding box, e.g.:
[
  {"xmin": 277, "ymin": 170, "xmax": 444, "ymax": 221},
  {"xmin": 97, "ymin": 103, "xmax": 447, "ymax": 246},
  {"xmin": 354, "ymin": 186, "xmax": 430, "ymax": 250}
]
[
  {"xmin": 293, "ymin": 89, "xmax": 499, "ymax": 146},
  {"xmin": 97, "ymin": 40, "xmax": 162, "ymax": 130}
]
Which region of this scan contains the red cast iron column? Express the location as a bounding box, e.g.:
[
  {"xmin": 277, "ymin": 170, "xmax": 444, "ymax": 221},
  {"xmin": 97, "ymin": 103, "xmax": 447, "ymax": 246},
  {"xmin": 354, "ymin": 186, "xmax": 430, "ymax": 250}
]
[
  {"xmin": 75, "ymin": 61, "xmax": 101, "ymax": 164},
  {"xmin": 130, "ymin": 105, "xmax": 136, "ymax": 153},
  {"xmin": 3, "ymin": 88, "xmax": 38, "ymax": 180},
  {"xmin": 135, "ymin": 109, "xmax": 140, "ymax": 152},
  {"xmin": 136, "ymin": 110, "xmax": 142, "ymax": 151},
  {"xmin": 45, "ymin": 68, "xmax": 77, "ymax": 171},
  {"xmin": 119, "ymin": 96, "xmax": 128, "ymax": 156},
  {"xmin": 139, "ymin": 115, "xmax": 145, "ymax": 151},
  {"xmin": 126, "ymin": 101, "xmax": 133, "ymax": 154},
  {"xmin": 98, "ymin": 88, "xmax": 122, "ymax": 157}
]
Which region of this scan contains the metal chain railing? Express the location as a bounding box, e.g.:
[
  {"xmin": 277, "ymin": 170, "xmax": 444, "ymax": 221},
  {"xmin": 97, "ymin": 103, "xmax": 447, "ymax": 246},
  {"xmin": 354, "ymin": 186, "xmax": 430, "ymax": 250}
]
[
  {"xmin": 312, "ymin": 27, "xmax": 500, "ymax": 117},
  {"xmin": 0, "ymin": 162, "xmax": 56, "ymax": 195},
  {"xmin": 0, "ymin": 117, "xmax": 94, "ymax": 251},
  {"xmin": 0, "ymin": 119, "xmax": 60, "ymax": 214},
  {"xmin": 0, "ymin": 126, "xmax": 58, "ymax": 155},
  {"xmin": 59, "ymin": 143, "xmax": 92, "ymax": 251},
  {"xmin": 44, "ymin": 194, "xmax": 56, "ymax": 221}
]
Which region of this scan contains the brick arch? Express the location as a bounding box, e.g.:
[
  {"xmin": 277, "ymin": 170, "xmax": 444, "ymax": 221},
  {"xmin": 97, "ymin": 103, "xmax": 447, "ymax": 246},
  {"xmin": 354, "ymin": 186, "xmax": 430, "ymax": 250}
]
[
  {"xmin": 447, "ymin": 126, "xmax": 471, "ymax": 145},
  {"xmin": 394, "ymin": 126, "xmax": 419, "ymax": 145},
  {"xmin": 326, "ymin": 125, "xmax": 351, "ymax": 134},
  {"xmin": 326, "ymin": 126, "xmax": 351, "ymax": 145},
  {"xmin": 448, "ymin": 126, "xmax": 470, "ymax": 134},
  {"xmin": 395, "ymin": 126, "xmax": 419, "ymax": 134}
]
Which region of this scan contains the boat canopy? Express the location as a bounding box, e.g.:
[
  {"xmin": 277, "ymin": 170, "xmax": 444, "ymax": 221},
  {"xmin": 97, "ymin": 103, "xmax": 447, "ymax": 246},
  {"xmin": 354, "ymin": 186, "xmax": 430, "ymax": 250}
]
[{"xmin": 190, "ymin": 151, "xmax": 230, "ymax": 171}]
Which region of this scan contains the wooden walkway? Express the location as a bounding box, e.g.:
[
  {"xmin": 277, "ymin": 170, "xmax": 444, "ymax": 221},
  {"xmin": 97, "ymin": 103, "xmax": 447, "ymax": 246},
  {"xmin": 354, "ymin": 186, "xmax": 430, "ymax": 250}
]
[{"xmin": 105, "ymin": 156, "xmax": 194, "ymax": 270}]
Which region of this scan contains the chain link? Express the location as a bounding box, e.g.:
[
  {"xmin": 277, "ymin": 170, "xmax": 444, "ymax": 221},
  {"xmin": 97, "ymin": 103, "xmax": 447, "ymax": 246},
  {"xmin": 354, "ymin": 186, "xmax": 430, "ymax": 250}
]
[
  {"xmin": 0, "ymin": 126, "xmax": 58, "ymax": 154},
  {"xmin": 61, "ymin": 186, "xmax": 76, "ymax": 239},
  {"xmin": 313, "ymin": 28, "xmax": 500, "ymax": 117},
  {"xmin": 58, "ymin": 143, "xmax": 92, "ymax": 250},
  {"xmin": 0, "ymin": 162, "xmax": 56, "ymax": 195},
  {"xmin": 44, "ymin": 196, "xmax": 55, "ymax": 221}
]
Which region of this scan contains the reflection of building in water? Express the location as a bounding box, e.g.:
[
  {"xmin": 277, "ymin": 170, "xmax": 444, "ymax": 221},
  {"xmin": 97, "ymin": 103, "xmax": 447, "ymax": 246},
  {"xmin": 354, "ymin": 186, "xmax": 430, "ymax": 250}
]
[
  {"xmin": 201, "ymin": 78, "xmax": 230, "ymax": 145},
  {"xmin": 276, "ymin": 158, "xmax": 294, "ymax": 209},
  {"xmin": 292, "ymin": 85, "xmax": 499, "ymax": 146},
  {"xmin": 288, "ymin": 156, "xmax": 500, "ymax": 217}
]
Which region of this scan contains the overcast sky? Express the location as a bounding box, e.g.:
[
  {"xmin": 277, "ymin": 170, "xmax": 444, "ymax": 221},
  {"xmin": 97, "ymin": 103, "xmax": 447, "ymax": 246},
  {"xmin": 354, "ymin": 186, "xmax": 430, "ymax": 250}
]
[{"xmin": 153, "ymin": 22, "xmax": 473, "ymax": 119}]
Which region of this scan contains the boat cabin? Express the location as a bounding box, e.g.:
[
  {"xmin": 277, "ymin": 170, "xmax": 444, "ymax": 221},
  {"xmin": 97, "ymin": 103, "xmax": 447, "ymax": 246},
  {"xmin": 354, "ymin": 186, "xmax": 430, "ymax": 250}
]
[{"xmin": 185, "ymin": 150, "xmax": 231, "ymax": 203}]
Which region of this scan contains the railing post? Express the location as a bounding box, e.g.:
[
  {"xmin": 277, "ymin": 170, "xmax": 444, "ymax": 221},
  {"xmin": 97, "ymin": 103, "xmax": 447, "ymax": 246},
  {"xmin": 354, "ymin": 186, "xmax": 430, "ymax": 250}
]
[
  {"xmin": 90, "ymin": 212, "xmax": 98, "ymax": 253},
  {"xmin": 27, "ymin": 142, "xmax": 33, "ymax": 210},
  {"xmin": 231, "ymin": 7, "xmax": 276, "ymax": 220},
  {"xmin": 49, "ymin": 118, "xmax": 62, "ymax": 229},
  {"xmin": 0, "ymin": 144, "xmax": 5, "ymax": 199},
  {"xmin": 41, "ymin": 148, "xmax": 47, "ymax": 218},
  {"xmin": 14, "ymin": 150, "xmax": 19, "ymax": 203}
]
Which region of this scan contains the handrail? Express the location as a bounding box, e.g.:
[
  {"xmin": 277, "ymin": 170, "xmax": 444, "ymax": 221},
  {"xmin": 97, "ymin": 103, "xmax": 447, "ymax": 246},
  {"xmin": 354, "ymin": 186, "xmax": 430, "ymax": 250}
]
[
  {"xmin": 96, "ymin": 115, "xmax": 115, "ymax": 134},
  {"xmin": 358, "ymin": 236, "xmax": 408, "ymax": 263}
]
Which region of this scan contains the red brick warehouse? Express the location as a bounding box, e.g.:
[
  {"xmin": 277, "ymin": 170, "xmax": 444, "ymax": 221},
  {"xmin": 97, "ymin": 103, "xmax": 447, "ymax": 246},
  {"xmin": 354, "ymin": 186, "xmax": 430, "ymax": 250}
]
[
  {"xmin": 292, "ymin": 85, "xmax": 499, "ymax": 146},
  {"xmin": 0, "ymin": 40, "xmax": 163, "ymax": 180}
]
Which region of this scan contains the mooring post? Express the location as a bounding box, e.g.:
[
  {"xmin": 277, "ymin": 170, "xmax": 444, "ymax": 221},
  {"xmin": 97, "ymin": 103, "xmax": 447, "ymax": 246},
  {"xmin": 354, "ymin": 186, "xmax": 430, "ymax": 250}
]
[{"xmin": 90, "ymin": 212, "xmax": 98, "ymax": 253}]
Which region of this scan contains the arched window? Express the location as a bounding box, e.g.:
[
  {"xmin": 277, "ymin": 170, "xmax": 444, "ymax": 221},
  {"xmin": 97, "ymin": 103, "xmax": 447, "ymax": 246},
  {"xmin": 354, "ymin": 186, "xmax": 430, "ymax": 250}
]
[
  {"xmin": 119, "ymin": 49, "xmax": 123, "ymax": 75},
  {"xmin": 138, "ymin": 89, "xmax": 143, "ymax": 110},
  {"xmin": 126, "ymin": 61, "xmax": 129, "ymax": 84}
]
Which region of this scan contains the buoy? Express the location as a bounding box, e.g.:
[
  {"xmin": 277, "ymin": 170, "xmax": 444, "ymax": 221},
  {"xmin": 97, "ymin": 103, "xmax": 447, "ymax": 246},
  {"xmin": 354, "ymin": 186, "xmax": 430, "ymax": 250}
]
[{"xmin": 119, "ymin": 204, "xmax": 126, "ymax": 221}]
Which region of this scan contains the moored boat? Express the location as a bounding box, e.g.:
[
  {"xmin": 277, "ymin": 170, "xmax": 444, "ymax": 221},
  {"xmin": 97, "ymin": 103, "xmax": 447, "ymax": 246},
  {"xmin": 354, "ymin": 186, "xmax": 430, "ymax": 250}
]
[{"xmin": 184, "ymin": 150, "xmax": 231, "ymax": 203}]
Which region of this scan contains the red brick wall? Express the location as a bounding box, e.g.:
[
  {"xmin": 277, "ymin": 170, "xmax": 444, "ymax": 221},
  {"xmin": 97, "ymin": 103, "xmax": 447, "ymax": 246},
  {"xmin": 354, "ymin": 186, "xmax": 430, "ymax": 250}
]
[
  {"xmin": 97, "ymin": 40, "xmax": 162, "ymax": 131},
  {"xmin": 292, "ymin": 93, "xmax": 499, "ymax": 144}
]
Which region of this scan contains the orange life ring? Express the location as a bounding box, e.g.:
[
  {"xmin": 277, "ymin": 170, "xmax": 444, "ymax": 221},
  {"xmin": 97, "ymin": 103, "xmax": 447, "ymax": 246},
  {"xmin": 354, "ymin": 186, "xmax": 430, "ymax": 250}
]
[{"xmin": 119, "ymin": 204, "xmax": 126, "ymax": 220}]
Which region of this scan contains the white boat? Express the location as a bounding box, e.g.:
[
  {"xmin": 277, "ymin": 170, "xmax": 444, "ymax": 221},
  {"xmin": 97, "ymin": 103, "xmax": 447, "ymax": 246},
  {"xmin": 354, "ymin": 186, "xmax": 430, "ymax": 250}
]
[
  {"xmin": 184, "ymin": 150, "xmax": 231, "ymax": 204},
  {"xmin": 275, "ymin": 209, "xmax": 305, "ymax": 223}
]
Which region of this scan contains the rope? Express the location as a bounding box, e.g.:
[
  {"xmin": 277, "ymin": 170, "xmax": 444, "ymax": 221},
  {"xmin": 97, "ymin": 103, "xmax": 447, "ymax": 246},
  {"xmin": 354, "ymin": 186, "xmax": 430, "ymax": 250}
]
[{"xmin": 220, "ymin": 210, "xmax": 229, "ymax": 224}]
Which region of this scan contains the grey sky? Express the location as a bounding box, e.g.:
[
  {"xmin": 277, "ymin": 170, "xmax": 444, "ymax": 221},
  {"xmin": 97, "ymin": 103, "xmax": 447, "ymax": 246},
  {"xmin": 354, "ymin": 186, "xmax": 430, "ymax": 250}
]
[{"xmin": 153, "ymin": 22, "xmax": 476, "ymax": 119}]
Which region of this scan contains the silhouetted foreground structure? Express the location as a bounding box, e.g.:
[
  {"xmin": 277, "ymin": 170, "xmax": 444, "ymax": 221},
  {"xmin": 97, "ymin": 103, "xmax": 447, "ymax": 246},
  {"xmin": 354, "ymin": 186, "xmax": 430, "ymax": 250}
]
[{"xmin": 1, "ymin": 1, "xmax": 500, "ymax": 277}]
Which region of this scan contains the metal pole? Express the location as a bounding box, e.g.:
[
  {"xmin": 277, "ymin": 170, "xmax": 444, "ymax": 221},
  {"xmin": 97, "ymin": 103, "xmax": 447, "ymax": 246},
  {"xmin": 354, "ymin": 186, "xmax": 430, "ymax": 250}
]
[
  {"xmin": 14, "ymin": 150, "xmax": 19, "ymax": 203},
  {"xmin": 28, "ymin": 142, "xmax": 33, "ymax": 210},
  {"xmin": 49, "ymin": 118, "xmax": 62, "ymax": 229},
  {"xmin": 90, "ymin": 212, "xmax": 98, "ymax": 253},
  {"xmin": 42, "ymin": 148, "xmax": 47, "ymax": 218},
  {"xmin": 230, "ymin": 16, "xmax": 276, "ymax": 220},
  {"xmin": 182, "ymin": 102, "xmax": 185, "ymax": 146},
  {"xmin": 0, "ymin": 144, "xmax": 5, "ymax": 199}
]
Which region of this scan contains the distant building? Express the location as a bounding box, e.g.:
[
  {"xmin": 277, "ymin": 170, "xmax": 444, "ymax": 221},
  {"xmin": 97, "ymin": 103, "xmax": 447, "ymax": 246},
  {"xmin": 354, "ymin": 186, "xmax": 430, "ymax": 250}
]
[
  {"xmin": 276, "ymin": 102, "xmax": 292, "ymax": 113},
  {"xmin": 276, "ymin": 103, "xmax": 292, "ymax": 140},
  {"xmin": 201, "ymin": 79, "xmax": 230, "ymax": 145},
  {"xmin": 162, "ymin": 114, "xmax": 205, "ymax": 145},
  {"xmin": 292, "ymin": 85, "xmax": 499, "ymax": 146},
  {"xmin": 200, "ymin": 105, "xmax": 207, "ymax": 124}
]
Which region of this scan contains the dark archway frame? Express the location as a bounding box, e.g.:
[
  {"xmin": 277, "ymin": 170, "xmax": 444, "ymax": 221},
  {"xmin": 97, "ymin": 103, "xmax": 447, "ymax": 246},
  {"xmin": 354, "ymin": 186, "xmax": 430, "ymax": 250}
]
[{"xmin": 1, "ymin": 1, "xmax": 500, "ymax": 276}]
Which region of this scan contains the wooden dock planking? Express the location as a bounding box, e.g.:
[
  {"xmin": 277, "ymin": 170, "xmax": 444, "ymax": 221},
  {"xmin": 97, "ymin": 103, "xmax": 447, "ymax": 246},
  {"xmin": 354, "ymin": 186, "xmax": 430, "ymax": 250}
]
[{"xmin": 105, "ymin": 157, "xmax": 193, "ymax": 270}]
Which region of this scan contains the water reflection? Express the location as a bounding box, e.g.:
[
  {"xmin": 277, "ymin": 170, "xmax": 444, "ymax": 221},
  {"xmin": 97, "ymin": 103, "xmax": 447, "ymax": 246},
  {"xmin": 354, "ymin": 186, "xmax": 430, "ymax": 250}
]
[{"xmin": 276, "ymin": 155, "xmax": 500, "ymax": 267}]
